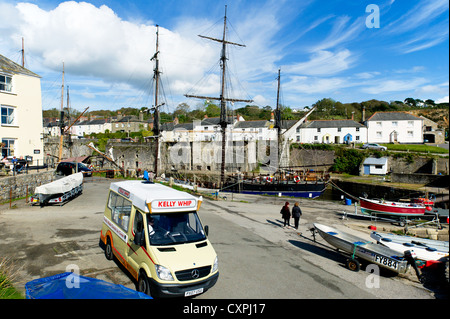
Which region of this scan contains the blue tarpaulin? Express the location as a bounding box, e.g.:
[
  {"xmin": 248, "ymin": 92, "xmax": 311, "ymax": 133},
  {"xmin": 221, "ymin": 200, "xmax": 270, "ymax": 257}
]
[{"xmin": 25, "ymin": 272, "xmax": 152, "ymax": 299}]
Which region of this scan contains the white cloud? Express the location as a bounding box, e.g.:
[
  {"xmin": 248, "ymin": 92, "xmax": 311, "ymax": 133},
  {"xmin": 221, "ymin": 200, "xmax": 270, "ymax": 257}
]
[
  {"xmin": 284, "ymin": 49, "xmax": 356, "ymax": 76},
  {"xmin": 436, "ymin": 96, "xmax": 449, "ymax": 103},
  {"xmin": 362, "ymin": 78, "xmax": 428, "ymax": 94}
]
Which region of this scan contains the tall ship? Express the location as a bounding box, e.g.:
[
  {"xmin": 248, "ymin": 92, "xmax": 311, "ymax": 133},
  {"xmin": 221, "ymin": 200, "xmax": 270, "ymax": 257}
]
[{"xmin": 185, "ymin": 7, "xmax": 329, "ymax": 198}]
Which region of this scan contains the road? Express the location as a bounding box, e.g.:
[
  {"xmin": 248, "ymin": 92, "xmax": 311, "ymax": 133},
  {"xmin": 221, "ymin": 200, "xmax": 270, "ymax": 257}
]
[{"xmin": 0, "ymin": 178, "xmax": 440, "ymax": 299}]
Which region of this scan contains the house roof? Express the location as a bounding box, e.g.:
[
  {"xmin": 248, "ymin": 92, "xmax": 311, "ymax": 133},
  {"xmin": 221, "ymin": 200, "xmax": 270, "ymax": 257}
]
[
  {"xmin": 367, "ymin": 112, "xmax": 421, "ymax": 121},
  {"xmin": 0, "ymin": 54, "xmax": 40, "ymax": 78},
  {"xmin": 300, "ymin": 119, "xmax": 365, "ymax": 129},
  {"xmin": 234, "ymin": 120, "xmax": 269, "ymax": 129},
  {"xmin": 363, "ymin": 157, "xmax": 388, "ymax": 165}
]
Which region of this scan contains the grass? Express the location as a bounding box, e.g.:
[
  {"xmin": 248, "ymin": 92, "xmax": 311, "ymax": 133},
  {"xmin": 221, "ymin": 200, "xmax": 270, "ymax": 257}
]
[
  {"xmin": 0, "ymin": 257, "xmax": 24, "ymax": 299},
  {"xmin": 382, "ymin": 143, "xmax": 448, "ymax": 154}
]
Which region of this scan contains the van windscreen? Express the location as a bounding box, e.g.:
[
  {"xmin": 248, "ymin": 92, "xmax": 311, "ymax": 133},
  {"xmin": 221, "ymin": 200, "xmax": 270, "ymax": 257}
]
[{"xmin": 147, "ymin": 212, "xmax": 206, "ymax": 246}]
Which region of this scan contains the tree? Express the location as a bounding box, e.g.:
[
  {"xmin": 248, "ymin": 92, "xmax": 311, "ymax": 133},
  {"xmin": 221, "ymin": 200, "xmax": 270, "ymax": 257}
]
[{"xmin": 404, "ymin": 98, "xmax": 416, "ymax": 107}]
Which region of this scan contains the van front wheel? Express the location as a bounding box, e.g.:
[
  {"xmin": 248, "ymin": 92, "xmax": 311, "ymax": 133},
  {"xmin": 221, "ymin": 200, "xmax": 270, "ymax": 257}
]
[
  {"xmin": 105, "ymin": 238, "xmax": 114, "ymax": 260},
  {"xmin": 138, "ymin": 271, "xmax": 151, "ymax": 296}
]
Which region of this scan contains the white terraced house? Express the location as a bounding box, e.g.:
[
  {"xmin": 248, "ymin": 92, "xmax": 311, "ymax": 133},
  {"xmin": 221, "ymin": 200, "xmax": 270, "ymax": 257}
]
[{"xmin": 1, "ymin": 54, "xmax": 44, "ymax": 164}]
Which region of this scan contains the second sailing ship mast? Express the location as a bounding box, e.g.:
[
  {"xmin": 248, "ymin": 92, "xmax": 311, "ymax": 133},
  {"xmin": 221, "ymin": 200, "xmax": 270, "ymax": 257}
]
[
  {"xmin": 151, "ymin": 25, "xmax": 164, "ymax": 177},
  {"xmin": 185, "ymin": 5, "xmax": 252, "ymax": 186}
]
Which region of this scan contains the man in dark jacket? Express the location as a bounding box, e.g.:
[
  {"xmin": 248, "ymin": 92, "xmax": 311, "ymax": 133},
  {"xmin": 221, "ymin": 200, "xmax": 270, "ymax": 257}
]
[{"xmin": 292, "ymin": 202, "xmax": 302, "ymax": 230}]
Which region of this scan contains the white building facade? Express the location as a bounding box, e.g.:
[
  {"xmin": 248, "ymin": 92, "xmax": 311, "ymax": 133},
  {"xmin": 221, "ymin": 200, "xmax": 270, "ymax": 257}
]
[
  {"xmin": 366, "ymin": 112, "xmax": 423, "ymax": 144},
  {"xmin": 1, "ymin": 54, "xmax": 44, "ymax": 164},
  {"xmin": 298, "ymin": 120, "xmax": 367, "ymax": 144}
]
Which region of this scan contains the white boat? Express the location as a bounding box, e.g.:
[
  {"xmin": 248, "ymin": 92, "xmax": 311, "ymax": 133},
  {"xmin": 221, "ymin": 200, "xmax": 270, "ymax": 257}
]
[
  {"xmin": 32, "ymin": 172, "xmax": 83, "ymax": 206},
  {"xmin": 313, "ymin": 223, "xmax": 409, "ymax": 274},
  {"xmin": 370, "ymin": 231, "xmax": 449, "ymax": 262}
]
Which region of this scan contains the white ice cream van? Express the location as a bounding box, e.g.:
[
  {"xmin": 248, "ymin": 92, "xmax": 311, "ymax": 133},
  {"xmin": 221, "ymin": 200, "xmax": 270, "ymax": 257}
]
[{"xmin": 100, "ymin": 179, "xmax": 219, "ymax": 298}]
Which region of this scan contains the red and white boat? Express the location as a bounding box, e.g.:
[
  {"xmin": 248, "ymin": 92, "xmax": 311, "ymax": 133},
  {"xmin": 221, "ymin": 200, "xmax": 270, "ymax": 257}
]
[{"xmin": 359, "ymin": 197, "xmax": 428, "ymax": 217}]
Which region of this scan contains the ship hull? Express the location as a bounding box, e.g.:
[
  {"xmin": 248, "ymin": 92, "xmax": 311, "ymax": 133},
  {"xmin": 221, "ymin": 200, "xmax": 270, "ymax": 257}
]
[
  {"xmin": 223, "ymin": 181, "xmax": 327, "ymax": 198},
  {"xmin": 360, "ymin": 197, "xmax": 425, "ymax": 217}
]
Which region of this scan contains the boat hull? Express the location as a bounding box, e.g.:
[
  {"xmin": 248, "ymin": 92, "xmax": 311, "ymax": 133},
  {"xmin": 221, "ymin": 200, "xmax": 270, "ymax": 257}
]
[
  {"xmin": 370, "ymin": 232, "xmax": 449, "ymax": 262},
  {"xmin": 314, "ymin": 223, "xmax": 409, "ymax": 274},
  {"xmin": 222, "ymin": 181, "xmax": 327, "ymax": 198},
  {"xmin": 360, "ymin": 197, "xmax": 425, "ymax": 217}
]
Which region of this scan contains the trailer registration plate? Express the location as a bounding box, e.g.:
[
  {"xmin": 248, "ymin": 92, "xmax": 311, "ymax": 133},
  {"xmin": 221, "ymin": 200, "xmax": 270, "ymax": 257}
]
[{"xmin": 374, "ymin": 254, "xmax": 398, "ymax": 270}]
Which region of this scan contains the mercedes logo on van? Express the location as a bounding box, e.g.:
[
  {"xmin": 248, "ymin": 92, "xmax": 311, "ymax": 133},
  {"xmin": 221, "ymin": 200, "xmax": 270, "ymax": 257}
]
[{"xmin": 191, "ymin": 269, "xmax": 200, "ymax": 279}]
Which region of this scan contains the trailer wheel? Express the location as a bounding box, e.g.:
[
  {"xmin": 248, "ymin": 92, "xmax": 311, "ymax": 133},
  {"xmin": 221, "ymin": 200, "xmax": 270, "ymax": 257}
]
[
  {"xmin": 346, "ymin": 258, "xmax": 360, "ymax": 272},
  {"xmin": 105, "ymin": 238, "xmax": 114, "ymax": 260}
]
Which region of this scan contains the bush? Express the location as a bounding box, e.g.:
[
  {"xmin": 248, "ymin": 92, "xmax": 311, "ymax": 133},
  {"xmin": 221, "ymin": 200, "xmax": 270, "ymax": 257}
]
[{"xmin": 331, "ymin": 149, "xmax": 365, "ymax": 175}]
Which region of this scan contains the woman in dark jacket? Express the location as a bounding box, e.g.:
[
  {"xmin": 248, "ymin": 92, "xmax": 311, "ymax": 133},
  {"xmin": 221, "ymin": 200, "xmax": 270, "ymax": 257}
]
[
  {"xmin": 280, "ymin": 202, "xmax": 291, "ymax": 227},
  {"xmin": 292, "ymin": 202, "xmax": 302, "ymax": 230}
]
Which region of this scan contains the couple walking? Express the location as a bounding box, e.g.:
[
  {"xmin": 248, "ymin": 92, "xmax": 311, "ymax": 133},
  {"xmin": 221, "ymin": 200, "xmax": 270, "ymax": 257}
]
[{"xmin": 280, "ymin": 201, "xmax": 302, "ymax": 230}]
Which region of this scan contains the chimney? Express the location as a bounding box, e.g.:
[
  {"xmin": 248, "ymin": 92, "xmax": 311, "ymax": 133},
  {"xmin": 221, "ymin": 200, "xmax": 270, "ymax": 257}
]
[
  {"xmin": 361, "ymin": 106, "xmax": 366, "ymax": 123},
  {"xmin": 139, "ymin": 111, "xmax": 144, "ymax": 121}
]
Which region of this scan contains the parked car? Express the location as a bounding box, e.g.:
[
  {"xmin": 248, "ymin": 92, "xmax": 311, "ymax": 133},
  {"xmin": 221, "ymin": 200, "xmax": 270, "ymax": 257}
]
[
  {"xmin": 361, "ymin": 143, "xmax": 387, "ymax": 151},
  {"xmin": 56, "ymin": 162, "xmax": 92, "ymax": 177}
]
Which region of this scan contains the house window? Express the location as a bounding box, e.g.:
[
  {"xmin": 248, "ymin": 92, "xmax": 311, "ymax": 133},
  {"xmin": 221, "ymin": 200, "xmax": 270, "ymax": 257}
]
[
  {"xmin": 376, "ymin": 131, "xmax": 382, "ymax": 138},
  {"xmin": 356, "ymin": 136, "xmax": 360, "ymax": 141},
  {"xmin": 314, "ymin": 136, "xmax": 318, "ymax": 141},
  {"xmin": 317, "ymin": 128, "xmax": 321, "ymax": 132},
  {"xmin": 408, "ymin": 121, "xmax": 414, "ymax": 127},
  {"xmin": 296, "ymin": 135, "xmax": 300, "ymax": 142},
  {"xmin": 337, "ymin": 128, "xmax": 341, "ymax": 132},
  {"xmin": 392, "ymin": 121, "xmax": 398, "ymax": 127},
  {"xmin": 407, "ymin": 131, "xmax": 413, "ymax": 137},
  {"xmin": 375, "ymin": 165, "xmax": 383, "ymax": 169},
  {"xmin": 1, "ymin": 106, "xmax": 15, "ymax": 125},
  {"xmin": 1, "ymin": 138, "xmax": 15, "ymax": 157},
  {"xmin": 296, "ymin": 127, "xmax": 300, "ymax": 133},
  {"xmin": 356, "ymin": 127, "xmax": 360, "ymax": 132},
  {"xmin": 376, "ymin": 122, "xmax": 382, "ymax": 127},
  {"xmin": 0, "ymin": 74, "xmax": 12, "ymax": 92}
]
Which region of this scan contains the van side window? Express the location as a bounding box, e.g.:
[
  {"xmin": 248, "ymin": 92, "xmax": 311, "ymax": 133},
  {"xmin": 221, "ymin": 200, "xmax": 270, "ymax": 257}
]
[
  {"xmin": 108, "ymin": 191, "xmax": 132, "ymax": 232},
  {"xmin": 133, "ymin": 211, "xmax": 144, "ymax": 235}
]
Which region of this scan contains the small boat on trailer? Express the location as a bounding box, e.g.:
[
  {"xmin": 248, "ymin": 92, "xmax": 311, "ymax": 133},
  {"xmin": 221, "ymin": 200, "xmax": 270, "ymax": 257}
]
[
  {"xmin": 359, "ymin": 197, "xmax": 427, "ymax": 217},
  {"xmin": 313, "ymin": 223, "xmax": 410, "ymax": 274},
  {"xmin": 370, "ymin": 231, "xmax": 449, "ymax": 262},
  {"xmin": 31, "ymin": 172, "xmax": 83, "ymax": 206}
]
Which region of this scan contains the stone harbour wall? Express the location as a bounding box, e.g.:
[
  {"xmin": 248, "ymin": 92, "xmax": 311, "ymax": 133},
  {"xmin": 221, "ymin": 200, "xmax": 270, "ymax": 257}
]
[{"xmin": 0, "ymin": 170, "xmax": 56, "ymax": 203}]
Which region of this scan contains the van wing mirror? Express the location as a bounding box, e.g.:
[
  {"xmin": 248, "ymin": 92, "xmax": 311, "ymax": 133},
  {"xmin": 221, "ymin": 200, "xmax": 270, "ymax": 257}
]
[{"xmin": 204, "ymin": 225, "xmax": 209, "ymax": 236}]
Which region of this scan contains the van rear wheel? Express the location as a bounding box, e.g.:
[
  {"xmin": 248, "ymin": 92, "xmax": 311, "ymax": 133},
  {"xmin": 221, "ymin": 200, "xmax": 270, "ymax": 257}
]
[
  {"xmin": 105, "ymin": 238, "xmax": 114, "ymax": 260},
  {"xmin": 137, "ymin": 271, "xmax": 151, "ymax": 296}
]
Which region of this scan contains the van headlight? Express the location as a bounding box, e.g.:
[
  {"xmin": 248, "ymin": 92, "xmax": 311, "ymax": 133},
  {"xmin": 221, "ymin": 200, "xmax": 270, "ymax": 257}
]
[
  {"xmin": 212, "ymin": 256, "xmax": 218, "ymax": 273},
  {"xmin": 155, "ymin": 264, "xmax": 174, "ymax": 281}
]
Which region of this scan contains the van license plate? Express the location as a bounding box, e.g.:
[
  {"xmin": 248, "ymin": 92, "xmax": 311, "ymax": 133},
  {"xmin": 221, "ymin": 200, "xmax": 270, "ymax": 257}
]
[{"xmin": 185, "ymin": 288, "xmax": 203, "ymax": 297}]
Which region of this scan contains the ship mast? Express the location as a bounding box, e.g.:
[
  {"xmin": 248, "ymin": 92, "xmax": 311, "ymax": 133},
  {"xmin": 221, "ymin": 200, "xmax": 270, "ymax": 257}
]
[
  {"xmin": 151, "ymin": 25, "xmax": 164, "ymax": 177},
  {"xmin": 185, "ymin": 5, "xmax": 252, "ymax": 186},
  {"xmin": 274, "ymin": 69, "xmax": 282, "ymax": 170},
  {"xmin": 58, "ymin": 62, "xmax": 65, "ymax": 162}
]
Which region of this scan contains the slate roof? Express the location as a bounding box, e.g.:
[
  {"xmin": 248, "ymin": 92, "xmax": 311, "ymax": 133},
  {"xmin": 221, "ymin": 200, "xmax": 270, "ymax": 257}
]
[
  {"xmin": 363, "ymin": 157, "xmax": 388, "ymax": 165},
  {"xmin": 0, "ymin": 54, "xmax": 40, "ymax": 78},
  {"xmin": 234, "ymin": 120, "xmax": 270, "ymax": 129},
  {"xmin": 367, "ymin": 112, "xmax": 421, "ymax": 121},
  {"xmin": 300, "ymin": 119, "xmax": 364, "ymax": 129}
]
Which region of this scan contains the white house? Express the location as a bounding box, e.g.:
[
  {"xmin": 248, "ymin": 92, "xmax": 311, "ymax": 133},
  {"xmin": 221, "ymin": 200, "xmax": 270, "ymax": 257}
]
[
  {"xmin": 366, "ymin": 112, "xmax": 423, "ymax": 144},
  {"xmin": 362, "ymin": 157, "xmax": 388, "ymax": 175},
  {"xmin": 1, "ymin": 54, "xmax": 44, "ymax": 164},
  {"xmin": 298, "ymin": 119, "xmax": 367, "ymax": 144}
]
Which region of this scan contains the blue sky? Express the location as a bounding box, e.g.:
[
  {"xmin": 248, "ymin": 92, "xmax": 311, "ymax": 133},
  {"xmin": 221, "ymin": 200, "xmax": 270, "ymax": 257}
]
[{"xmin": 0, "ymin": 0, "xmax": 448, "ymax": 114}]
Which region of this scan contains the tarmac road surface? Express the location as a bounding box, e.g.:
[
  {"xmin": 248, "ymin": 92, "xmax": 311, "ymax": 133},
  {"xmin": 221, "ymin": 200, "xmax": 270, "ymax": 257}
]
[{"xmin": 0, "ymin": 178, "xmax": 440, "ymax": 299}]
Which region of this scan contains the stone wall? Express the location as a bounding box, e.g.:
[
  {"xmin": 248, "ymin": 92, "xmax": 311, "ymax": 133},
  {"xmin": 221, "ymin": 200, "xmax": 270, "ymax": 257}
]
[{"xmin": 0, "ymin": 169, "xmax": 56, "ymax": 202}]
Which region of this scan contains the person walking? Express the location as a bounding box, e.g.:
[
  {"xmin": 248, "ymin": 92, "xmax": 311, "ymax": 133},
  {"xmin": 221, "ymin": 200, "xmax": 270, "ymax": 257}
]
[
  {"xmin": 280, "ymin": 201, "xmax": 291, "ymax": 228},
  {"xmin": 292, "ymin": 202, "xmax": 302, "ymax": 230}
]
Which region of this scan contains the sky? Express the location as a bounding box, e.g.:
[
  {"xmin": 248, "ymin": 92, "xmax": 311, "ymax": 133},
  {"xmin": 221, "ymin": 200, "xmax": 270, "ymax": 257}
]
[{"xmin": 0, "ymin": 0, "xmax": 448, "ymax": 115}]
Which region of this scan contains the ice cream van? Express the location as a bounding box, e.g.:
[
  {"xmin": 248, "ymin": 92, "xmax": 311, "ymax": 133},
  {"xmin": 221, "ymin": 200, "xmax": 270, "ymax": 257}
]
[{"xmin": 100, "ymin": 178, "xmax": 219, "ymax": 298}]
